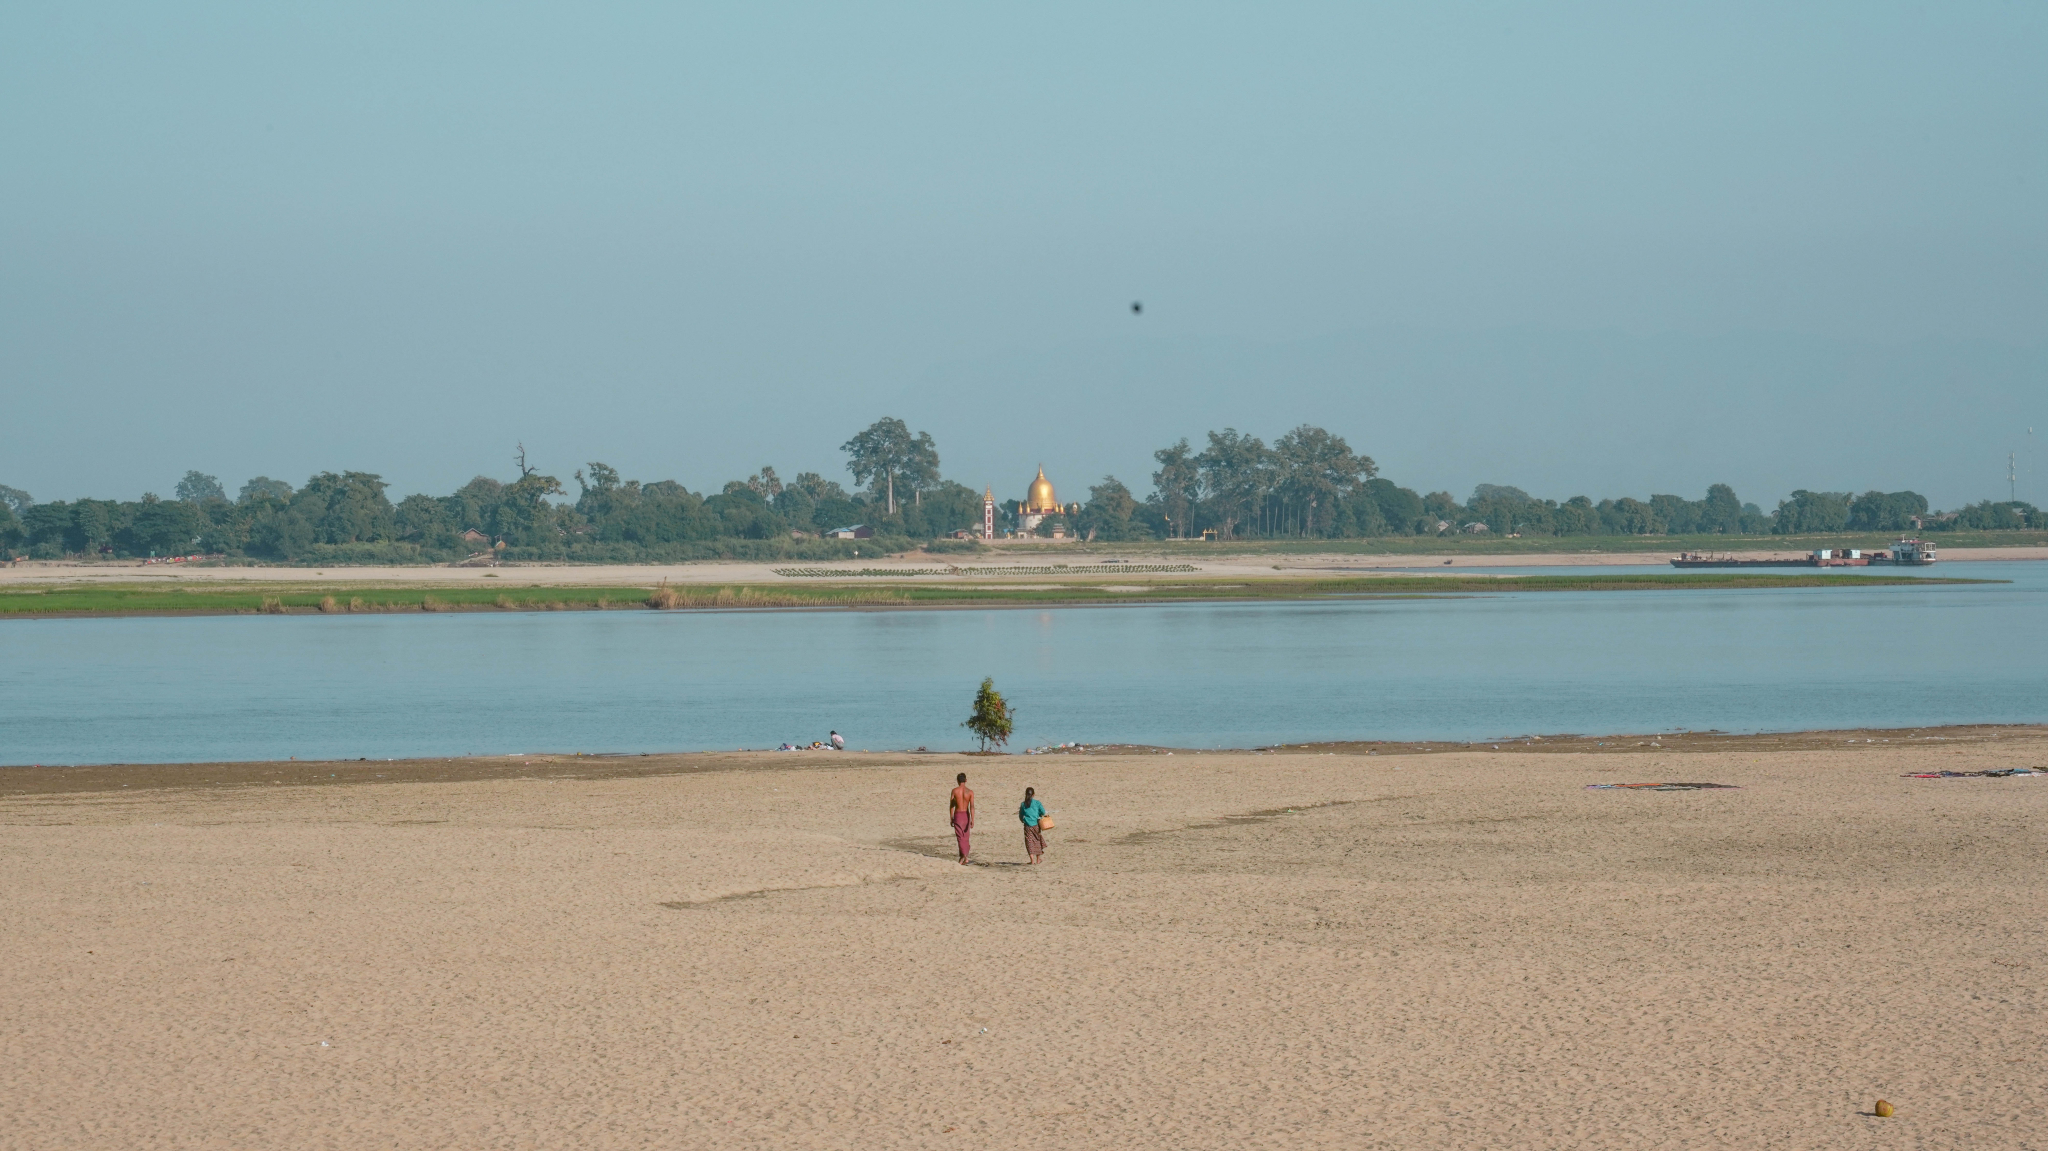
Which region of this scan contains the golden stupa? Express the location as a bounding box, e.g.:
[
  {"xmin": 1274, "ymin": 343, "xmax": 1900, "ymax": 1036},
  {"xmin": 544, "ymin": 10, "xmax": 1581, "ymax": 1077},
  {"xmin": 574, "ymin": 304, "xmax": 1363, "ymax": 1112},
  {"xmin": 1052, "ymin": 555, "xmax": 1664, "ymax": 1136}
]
[{"xmin": 1023, "ymin": 466, "xmax": 1061, "ymax": 514}]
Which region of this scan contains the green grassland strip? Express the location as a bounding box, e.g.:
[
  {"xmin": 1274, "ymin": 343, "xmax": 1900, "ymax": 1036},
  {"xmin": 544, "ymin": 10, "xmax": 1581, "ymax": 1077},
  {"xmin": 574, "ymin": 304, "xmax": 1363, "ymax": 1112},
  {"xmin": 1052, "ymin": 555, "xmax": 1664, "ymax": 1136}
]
[{"xmin": 0, "ymin": 572, "xmax": 1995, "ymax": 618}]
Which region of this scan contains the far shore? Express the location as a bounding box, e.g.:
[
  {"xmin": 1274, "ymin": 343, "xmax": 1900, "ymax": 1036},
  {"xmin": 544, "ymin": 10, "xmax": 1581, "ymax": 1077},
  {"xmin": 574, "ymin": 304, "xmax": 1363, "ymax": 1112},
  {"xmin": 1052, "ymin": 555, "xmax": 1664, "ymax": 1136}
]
[
  {"xmin": 0, "ymin": 570, "xmax": 1989, "ymax": 620},
  {"xmin": 2, "ymin": 543, "xmax": 2042, "ymax": 589}
]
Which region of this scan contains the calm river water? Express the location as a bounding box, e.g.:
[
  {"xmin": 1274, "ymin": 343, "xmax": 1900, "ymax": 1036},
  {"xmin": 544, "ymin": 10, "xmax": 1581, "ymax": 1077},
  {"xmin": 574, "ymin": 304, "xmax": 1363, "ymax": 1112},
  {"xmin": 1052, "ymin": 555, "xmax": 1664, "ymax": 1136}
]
[{"xmin": 4, "ymin": 564, "xmax": 2043, "ymax": 764}]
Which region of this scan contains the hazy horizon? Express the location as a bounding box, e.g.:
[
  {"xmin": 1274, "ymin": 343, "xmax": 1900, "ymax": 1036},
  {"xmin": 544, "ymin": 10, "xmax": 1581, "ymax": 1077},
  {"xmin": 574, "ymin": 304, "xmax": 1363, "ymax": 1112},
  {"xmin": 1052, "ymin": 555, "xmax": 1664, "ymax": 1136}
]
[{"xmin": 4, "ymin": 3, "xmax": 2043, "ymax": 511}]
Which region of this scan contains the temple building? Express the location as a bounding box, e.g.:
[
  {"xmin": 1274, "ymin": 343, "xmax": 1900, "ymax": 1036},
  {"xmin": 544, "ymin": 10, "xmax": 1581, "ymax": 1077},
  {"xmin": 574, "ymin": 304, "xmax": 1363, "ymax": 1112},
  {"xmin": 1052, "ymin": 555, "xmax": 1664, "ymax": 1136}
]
[{"xmin": 1015, "ymin": 466, "xmax": 1081, "ymax": 537}]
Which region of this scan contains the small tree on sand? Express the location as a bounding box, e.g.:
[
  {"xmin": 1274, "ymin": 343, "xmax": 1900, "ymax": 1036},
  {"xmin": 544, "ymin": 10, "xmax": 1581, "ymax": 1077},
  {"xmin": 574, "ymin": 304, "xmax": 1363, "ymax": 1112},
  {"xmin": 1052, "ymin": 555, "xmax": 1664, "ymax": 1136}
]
[{"xmin": 962, "ymin": 677, "xmax": 1015, "ymax": 752}]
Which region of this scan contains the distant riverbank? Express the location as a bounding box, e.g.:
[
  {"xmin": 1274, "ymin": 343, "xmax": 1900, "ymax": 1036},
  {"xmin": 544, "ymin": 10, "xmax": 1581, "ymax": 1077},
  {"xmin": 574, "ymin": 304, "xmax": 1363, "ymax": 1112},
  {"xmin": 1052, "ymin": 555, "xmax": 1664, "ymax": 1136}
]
[
  {"xmin": 3, "ymin": 539, "xmax": 2043, "ymax": 590},
  {"xmin": 0, "ymin": 571, "xmax": 1994, "ymax": 619}
]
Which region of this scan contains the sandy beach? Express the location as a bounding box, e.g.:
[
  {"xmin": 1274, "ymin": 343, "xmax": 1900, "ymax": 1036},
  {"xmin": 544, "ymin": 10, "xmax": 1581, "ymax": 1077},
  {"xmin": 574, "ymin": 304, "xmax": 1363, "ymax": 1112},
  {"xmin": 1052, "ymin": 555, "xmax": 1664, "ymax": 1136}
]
[{"xmin": 5, "ymin": 730, "xmax": 2045, "ymax": 1149}]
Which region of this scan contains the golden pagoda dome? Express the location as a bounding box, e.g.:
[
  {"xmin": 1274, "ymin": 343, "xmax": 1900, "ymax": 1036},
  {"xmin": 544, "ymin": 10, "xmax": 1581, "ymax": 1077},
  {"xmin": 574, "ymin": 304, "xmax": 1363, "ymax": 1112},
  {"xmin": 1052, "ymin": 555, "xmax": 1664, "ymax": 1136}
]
[{"xmin": 1025, "ymin": 466, "xmax": 1060, "ymax": 513}]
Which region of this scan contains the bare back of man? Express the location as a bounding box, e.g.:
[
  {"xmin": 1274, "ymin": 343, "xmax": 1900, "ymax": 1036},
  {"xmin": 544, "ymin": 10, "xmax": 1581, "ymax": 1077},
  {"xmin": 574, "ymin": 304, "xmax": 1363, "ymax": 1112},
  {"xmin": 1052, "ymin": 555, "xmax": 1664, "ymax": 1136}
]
[{"xmin": 948, "ymin": 775, "xmax": 975, "ymax": 864}]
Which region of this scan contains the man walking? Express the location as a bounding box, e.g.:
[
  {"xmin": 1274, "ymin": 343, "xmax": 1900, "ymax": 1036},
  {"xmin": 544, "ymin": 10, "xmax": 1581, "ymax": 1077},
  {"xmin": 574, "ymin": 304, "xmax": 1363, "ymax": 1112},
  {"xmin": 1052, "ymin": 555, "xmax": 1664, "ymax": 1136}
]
[{"xmin": 949, "ymin": 773, "xmax": 974, "ymax": 864}]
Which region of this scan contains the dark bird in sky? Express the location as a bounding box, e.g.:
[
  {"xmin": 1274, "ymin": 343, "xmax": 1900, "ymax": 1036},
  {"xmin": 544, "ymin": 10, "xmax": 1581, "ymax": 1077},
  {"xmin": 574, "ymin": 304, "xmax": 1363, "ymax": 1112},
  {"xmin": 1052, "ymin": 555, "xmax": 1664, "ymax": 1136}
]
[{"xmin": 1130, "ymin": 301, "xmax": 1143, "ymax": 314}]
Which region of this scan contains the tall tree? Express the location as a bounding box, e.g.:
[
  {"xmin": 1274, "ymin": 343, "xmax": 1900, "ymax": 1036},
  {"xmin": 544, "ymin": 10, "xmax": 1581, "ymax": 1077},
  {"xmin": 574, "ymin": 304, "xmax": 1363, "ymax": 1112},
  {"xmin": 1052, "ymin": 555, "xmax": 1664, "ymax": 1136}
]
[
  {"xmin": 903, "ymin": 433, "xmax": 940, "ymax": 506},
  {"xmin": 1196, "ymin": 429, "xmax": 1270, "ymax": 539},
  {"xmin": 1078, "ymin": 476, "xmax": 1140, "ymax": 541},
  {"xmin": 0, "ymin": 484, "xmax": 31, "ymax": 515},
  {"xmin": 238, "ymin": 477, "xmax": 293, "ymax": 503},
  {"xmin": 841, "ymin": 417, "xmax": 938, "ymax": 515},
  {"xmin": 1699, "ymin": 483, "xmax": 1745, "ymax": 534},
  {"xmin": 127, "ymin": 494, "xmax": 203, "ymax": 555},
  {"xmin": 175, "ymin": 471, "xmax": 225, "ymax": 503},
  {"xmin": 1150, "ymin": 439, "xmax": 1200, "ymax": 538},
  {"xmin": 1274, "ymin": 425, "xmax": 1374, "ymax": 536}
]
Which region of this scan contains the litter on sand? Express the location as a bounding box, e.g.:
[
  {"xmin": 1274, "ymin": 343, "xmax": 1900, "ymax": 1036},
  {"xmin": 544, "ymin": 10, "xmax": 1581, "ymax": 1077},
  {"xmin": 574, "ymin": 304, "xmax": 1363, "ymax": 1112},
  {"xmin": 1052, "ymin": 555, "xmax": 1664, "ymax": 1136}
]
[
  {"xmin": 1585, "ymin": 782, "xmax": 1742, "ymax": 791},
  {"xmin": 1902, "ymin": 768, "xmax": 2043, "ymax": 779}
]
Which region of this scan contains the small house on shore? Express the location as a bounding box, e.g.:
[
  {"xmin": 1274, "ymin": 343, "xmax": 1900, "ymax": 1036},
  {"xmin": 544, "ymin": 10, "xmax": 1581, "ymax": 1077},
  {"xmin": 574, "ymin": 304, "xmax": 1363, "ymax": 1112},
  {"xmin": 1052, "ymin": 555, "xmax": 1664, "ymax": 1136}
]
[{"xmin": 825, "ymin": 524, "xmax": 873, "ymax": 540}]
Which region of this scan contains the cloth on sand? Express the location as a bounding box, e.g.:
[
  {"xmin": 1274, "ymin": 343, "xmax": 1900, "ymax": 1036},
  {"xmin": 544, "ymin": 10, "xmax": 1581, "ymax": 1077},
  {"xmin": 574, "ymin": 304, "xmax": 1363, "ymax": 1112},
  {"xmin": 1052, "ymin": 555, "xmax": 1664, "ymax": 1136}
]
[
  {"xmin": 1585, "ymin": 782, "xmax": 1741, "ymax": 791},
  {"xmin": 1024, "ymin": 825, "xmax": 1045, "ymax": 856},
  {"xmin": 952, "ymin": 810, "xmax": 971, "ymax": 855}
]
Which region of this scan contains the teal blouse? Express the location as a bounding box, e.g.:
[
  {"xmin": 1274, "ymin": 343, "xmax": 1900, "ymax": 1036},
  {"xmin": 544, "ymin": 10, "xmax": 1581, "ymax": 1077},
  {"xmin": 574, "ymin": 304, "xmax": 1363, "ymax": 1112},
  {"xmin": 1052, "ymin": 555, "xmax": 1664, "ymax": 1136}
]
[{"xmin": 1018, "ymin": 798, "xmax": 1045, "ymax": 826}]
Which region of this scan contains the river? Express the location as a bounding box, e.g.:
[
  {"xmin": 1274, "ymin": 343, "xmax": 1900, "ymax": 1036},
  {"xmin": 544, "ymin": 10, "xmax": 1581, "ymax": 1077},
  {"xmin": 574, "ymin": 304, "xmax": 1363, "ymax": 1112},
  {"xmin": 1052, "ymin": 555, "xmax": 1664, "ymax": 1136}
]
[{"xmin": 3, "ymin": 564, "xmax": 2042, "ymax": 764}]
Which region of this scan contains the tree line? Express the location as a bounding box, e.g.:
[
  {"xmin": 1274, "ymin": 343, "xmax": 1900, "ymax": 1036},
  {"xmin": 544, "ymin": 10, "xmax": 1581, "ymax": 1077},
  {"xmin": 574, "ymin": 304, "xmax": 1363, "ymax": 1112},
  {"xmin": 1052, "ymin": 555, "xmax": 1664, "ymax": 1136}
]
[{"xmin": 0, "ymin": 419, "xmax": 2038, "ymax": 562}]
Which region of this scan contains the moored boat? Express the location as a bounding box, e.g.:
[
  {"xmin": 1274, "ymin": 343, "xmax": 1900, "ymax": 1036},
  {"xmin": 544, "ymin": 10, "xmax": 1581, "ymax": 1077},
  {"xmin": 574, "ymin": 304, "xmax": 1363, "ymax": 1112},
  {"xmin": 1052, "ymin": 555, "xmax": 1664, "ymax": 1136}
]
[{"xmin": 1672, "ymin": 538, "xmax": 1938, "ymax": 567}]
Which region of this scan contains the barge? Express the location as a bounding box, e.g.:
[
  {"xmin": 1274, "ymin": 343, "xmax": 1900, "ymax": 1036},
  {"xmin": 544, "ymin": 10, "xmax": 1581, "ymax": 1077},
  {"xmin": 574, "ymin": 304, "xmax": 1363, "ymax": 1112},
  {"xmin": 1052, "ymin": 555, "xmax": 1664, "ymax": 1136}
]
[{"xmin": 1671, "ymin": 538, "xmax": 1939, "ymax": 568}]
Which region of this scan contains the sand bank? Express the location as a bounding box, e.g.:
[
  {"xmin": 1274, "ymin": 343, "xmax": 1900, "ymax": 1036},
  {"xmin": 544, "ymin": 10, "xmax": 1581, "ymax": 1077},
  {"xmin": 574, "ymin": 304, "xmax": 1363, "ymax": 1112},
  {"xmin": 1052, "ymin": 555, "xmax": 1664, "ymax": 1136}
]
[
  {"xmin": 5, "ymin": 730, "xmax": 2044, "ymax": 1148},
  {"xmin": 2, "ymin": 544, "xmax": 2039, "ymax": 590}
]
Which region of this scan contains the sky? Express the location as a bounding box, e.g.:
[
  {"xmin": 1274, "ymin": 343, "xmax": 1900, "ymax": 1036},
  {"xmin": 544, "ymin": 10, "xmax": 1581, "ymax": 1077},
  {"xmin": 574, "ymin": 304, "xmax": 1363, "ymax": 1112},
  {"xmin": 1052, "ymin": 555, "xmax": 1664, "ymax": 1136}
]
[{"xmin": 3, "ymin": 2, "xmax": 2044, "ymax": 511}]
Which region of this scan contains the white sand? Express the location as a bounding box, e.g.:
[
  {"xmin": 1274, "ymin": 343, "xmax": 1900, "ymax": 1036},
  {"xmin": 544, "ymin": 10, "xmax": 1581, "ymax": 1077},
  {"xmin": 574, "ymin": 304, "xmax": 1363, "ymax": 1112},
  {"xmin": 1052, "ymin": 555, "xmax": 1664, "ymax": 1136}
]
[{"xmin": 5, "ymin": 739, "xmax": 2045, "ymax": 1148}]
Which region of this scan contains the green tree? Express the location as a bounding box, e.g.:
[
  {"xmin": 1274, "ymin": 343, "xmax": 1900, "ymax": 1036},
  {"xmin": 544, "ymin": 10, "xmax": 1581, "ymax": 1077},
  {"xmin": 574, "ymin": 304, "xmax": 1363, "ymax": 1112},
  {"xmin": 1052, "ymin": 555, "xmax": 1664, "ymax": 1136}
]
[
  {"xmin": 962, "ymin": 677, "xmax": 1015, "ymax": 752},
  {"xmin": 1420, "ymin": 491, "xmax": 1463, "ymax": 532},
  {"xmin": 1196, "ymin": 429, "xmax": 1270, "ymax": 539},
  {"xmin": 1699, "ymin": 484, "xmax": 1745, "ymax": 534},
  {"xmin": 1364, "ymin": 479, "xmax": 1424, "ymax": 534},
  {"xmin": 1078, "ymin": 476, "xmax": 1141, "ymax": 540},
  {"xmin": 1599, "ymin": 497, "xmax": 1658, "ymax": 534},
  {"xmin": 1771, "ymin": 490, "xmax": 1851, "ymax": 534},
  {"xmin": 492, "ymin": 472, "xmax": 568, "ymax": 550},
  {"xmin": 787, "ymin": 472, "xmax": 849, "ymax": 503},
  {"xmin": 176, "ymin": 471, "xmax": 226, "ymax": 503},
  {"xmin": 1649, "ymin": 493, "xmax": 1700, "ymax": 534},
  {"xmin": 22, "ymin": 502, "xmax": 74, "ymax": 550},
  {"xmin": 902, "ymin": 435, "xmax": 940, "ymax": 506},
  {"xmin": 1149, "ymin": 438, "xmax": 1200, "ymax": 538},
  {"xmin": 296, "ymin": 472, "xmax": 398, "ymax": 544},
  {"xmin": 1846, "ymin": 490, "xmax": 1928, "ymax": 532},
  {"xmin": 395, "ymin": 493, "xmax": 459, "ymax": 548},
  {"xmin": 238, "ymin": 476, "xmax": 294, "ymax": 503},
  {"xmin": 126, "ymin": 494, "xmax": 203, "ymax": 555},
  {"xmin": 841, "ymin": 417, "xmax": 939, "ymax": 515},
  {"xmin": 1554, "ymin": 496, "xmax": 1600, "ymax": 535},
  {"xmin": 0, "ymin": 484, "xmax": 31, "ymax": 515},
  {"xmin": 1468, "ymin": 485, "xmax": 1544, "ymax": 537},
  {"xmin": 1274, "ymin": 425, "xmax": 1373, "ymax": 536}
]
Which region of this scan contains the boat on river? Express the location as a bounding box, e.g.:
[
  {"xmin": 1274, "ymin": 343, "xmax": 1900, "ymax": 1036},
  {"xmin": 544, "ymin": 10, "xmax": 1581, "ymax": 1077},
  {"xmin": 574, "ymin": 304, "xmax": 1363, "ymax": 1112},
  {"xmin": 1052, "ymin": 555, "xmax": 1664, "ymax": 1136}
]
[{"xmin": 1672, "ymin": 538, "xmax": 1938, "ymax": 568}]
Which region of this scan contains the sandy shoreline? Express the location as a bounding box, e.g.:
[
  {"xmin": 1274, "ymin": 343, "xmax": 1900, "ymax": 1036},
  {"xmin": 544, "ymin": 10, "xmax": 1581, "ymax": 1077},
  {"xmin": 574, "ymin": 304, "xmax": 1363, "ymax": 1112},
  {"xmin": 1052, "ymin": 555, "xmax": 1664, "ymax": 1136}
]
[
  {"xmin": 3, "ymin": 545, "xmax": 2042, "ymax": 589},
  {"xmin": 7, "ymin": 723, "xmax": 2042, "ymax": 787},
  {"xmin": 5, "ymin": 727, "xmax": 2044, "ymax": 1148}
]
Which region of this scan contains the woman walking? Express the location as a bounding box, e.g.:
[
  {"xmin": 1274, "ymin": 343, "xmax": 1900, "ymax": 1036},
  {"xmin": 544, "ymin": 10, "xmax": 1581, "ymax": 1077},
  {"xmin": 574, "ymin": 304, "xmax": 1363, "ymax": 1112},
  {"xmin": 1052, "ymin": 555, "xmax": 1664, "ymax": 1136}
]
[{"xmin": 1018, "ymin": 786, "xmax": 1047, "ymax": 865}]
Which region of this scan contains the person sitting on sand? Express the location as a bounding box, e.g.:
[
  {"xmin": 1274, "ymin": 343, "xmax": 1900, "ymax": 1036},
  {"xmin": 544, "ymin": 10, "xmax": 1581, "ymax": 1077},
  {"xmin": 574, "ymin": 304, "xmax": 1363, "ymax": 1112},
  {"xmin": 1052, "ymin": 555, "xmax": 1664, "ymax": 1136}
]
[
  {"xmin": 1019, "ymin": 786, "xmax": 1046, "ymax": 865},
  {"xmin": 949, "ymin": 773, "xmax": 974, "ymax": 864},
  {"xmin": 830, "ymin": 730, "xmax": 845, "ymax": 751}
]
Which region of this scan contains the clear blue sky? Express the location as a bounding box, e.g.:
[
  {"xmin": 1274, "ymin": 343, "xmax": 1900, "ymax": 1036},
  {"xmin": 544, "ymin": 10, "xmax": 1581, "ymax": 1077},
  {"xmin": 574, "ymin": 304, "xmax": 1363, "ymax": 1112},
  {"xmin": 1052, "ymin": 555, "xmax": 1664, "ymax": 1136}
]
[{"xmin": 3, "ymin": 2, "xmax": 2043, "ymax": 510}]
